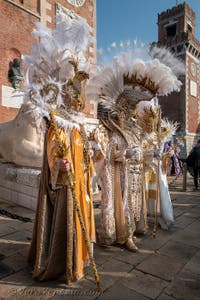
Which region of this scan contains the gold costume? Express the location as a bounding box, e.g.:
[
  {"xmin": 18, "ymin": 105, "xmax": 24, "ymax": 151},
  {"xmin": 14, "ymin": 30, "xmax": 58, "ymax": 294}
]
[
  {"xmin": 29, "ymin": 118, "xmax": 95, "ymax": 282},
  {"xmin": 26, "ymin": 15, "xmax": 100, "ymax": 286}
]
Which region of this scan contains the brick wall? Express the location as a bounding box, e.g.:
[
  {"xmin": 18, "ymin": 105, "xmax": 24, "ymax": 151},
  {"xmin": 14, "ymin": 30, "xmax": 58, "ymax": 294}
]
[
  {"xmin": 157, "ymin": 2, "xmax": 200, "ymax": 143},
  {"xmin": 0, "ymin": 0, "xmax": 96, "ymax": 123},
  {"xmin": 46, "ymin": 0, "xmax": 97, "ymax": 117},
  {"xmin": 0, "ymin": 106, "xmax": 18, "ymax": 123},
  {"xmin": 186, "ymin": 55, "xmax": 200, "ymax": 134},
  {"xmin": 159, "ymin": 84, "xmax": 186, "ymax": 132},
  {"xmin": 0, "ymin": 0, "xmax": 40, "ymax": 123},
  {"xmin": 14, "ymin": 0, "xmax": 40, "ymax": 13}
]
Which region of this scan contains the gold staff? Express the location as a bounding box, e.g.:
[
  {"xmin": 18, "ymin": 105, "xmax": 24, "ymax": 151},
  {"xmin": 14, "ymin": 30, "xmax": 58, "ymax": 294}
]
[
  {"xmin": 50, "ymin": 111, "xmax": 101, "ymax": 291},
  {"xmin": 153, "ymin": 105, "xmax": 161, "ymax": 238}
]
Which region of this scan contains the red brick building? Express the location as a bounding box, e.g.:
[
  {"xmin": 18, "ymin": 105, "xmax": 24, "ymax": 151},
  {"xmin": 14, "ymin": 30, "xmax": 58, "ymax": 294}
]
[
  {"xmin": 0, "ymin": 0, "xmax": 96, "ymax": 123},
  {"xmin": 155, "ymin": 2, "xmax": 200, "ymax": 154}
]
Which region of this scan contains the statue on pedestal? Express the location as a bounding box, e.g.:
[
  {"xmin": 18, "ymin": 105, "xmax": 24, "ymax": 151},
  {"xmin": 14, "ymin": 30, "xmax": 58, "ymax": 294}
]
[{"xmin": 8, "ymin": 58, "xmax": 24, "ymax": 89}]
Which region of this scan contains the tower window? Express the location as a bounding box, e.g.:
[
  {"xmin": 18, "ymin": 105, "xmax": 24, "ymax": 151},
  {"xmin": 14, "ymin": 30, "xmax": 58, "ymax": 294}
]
[
  {"xmin": 187, "ymin": 24, "xmax": 192, "ymax": 33},
  {"xmin": 166, "ymin": 24, "xmax": 176, "ymax": 37}
]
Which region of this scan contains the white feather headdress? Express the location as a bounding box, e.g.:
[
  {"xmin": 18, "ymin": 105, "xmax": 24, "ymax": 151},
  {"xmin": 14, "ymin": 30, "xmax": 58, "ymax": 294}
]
[
  {"xmin": 161, "ymin": 118, "xmax": 179, "ymax": 142},
  {"xmin": 23, "ymin": 14, "xmax": 93, "ymax": 115},
  {"xmin": 86, "ymin": 46, "xmax": 185, "ymax": 112}
]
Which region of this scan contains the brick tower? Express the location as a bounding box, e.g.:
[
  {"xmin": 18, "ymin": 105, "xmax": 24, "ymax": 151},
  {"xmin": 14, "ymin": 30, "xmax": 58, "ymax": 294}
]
[
  {"xmin": 0, "ymin": 0, "xmax": 96, "ymax": 123},
  {"xmin": 155, "ymin": 2, "xmax": 200, "ymax": 155}
]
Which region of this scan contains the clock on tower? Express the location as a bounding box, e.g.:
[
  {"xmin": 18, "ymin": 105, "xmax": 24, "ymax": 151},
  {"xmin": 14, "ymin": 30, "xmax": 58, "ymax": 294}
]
[
  {"xmin": 67, "ymin": 0, "xmax": 86, "ymax": 7},
  {"xmin": 190, "ymin": 62, "xmax": 196, "ymax": 77}
]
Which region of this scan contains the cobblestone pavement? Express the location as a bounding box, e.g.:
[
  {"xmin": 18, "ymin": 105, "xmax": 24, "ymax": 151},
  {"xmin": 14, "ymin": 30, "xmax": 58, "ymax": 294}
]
[{"xmin": 0, "ymin": 175, "xmax": 200, "ymax": 300}]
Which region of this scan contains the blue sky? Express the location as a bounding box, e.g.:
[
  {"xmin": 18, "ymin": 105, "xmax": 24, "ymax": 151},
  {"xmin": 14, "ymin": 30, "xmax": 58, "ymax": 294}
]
[{"xmin": 96, "ymin": 0, "xmax": 200, "ymax": 59}]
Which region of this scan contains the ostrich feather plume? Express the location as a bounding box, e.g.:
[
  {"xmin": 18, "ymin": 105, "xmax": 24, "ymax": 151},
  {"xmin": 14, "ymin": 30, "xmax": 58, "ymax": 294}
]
[
  {"xmin": 22, "ymin": 13, "xmax": 93, "ymax": 115},
  {"xmin": 86, "ymin": 47, "xmax": 184, "ymax": 112}
]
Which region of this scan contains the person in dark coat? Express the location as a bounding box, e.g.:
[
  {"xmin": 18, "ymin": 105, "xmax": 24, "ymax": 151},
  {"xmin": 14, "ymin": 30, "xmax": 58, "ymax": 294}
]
[{"xmin": 186, "ymin": 139, "xmax": 200, "ymax": 190}]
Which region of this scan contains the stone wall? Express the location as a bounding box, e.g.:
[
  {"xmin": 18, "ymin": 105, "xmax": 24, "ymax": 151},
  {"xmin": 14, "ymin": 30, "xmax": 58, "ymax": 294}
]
[{"xmin": 0, "ymin": 162, "xmax": 41, "ymax": 210}]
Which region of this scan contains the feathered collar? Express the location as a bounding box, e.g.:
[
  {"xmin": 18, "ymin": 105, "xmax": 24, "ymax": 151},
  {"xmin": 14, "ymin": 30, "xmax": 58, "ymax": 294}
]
[{"xmin": 51, "ymin": 108, "xmax": 85, "ymax": 131}]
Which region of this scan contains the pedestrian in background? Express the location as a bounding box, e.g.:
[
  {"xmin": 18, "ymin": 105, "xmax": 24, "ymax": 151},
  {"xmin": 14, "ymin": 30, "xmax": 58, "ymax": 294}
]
[{"xmin": 186, "ymin": 139, "xmax": 200, "ymax": 190}]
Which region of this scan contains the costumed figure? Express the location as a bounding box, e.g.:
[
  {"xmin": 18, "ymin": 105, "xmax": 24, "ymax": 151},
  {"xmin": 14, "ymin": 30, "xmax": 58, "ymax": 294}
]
[
  {"xmin": 136, "ymin": 102, "xmax": 178, "ymax": 231},
  {"xmin": 24, "ymin": 15, "xmax": 100, "ymax": 288},
  {"xmin": 159, "ymin": 118, "xmax": 179, "ymax": 227},
  {"xmin": 171, "ymin": 143, "xmax": 183, "ymax": 177},
  {"xmin": 136, "ymin": 100, "xmax": 161, "ymax": 230},
  {"xmin": 92, "ymin": 105, "xmax": 112, "ymax": 198},
  {"xmin": 161, "ymin": 119, "xmax": 182, "ymax": 179},
  {"xmin": 166, "ymin": 141, "xmax": 183, "ymax": 178},
  {"xmin": 163, "ymin": 140, "xmax": 173, "ymax": 176},
  {"xmin": 86, "ymin": 47, "xmax": 184, "ymax": 249},
  {"xmin": 124, "ymin": 115, "xmax": 147, "ymax": 236},
  {"xmin": 89, "ymin": 128, "xmax": 106, "ymax": 194}
]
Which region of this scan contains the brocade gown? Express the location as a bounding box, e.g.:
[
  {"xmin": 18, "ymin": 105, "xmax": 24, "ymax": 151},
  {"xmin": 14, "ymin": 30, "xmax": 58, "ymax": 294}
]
[{"xmin": 28, "ymin": 116, "xmax": 95, "ymax": 282}]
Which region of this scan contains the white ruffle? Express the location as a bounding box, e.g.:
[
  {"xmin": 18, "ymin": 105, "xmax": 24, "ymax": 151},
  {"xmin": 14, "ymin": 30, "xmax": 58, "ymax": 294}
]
[{"xmin": 53, "ymin": 115, "xmax": 80, "ymax": 131}]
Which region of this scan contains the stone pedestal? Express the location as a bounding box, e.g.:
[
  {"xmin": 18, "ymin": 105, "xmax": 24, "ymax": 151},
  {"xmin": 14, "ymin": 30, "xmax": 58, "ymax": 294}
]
[{"xmin": 0, "ymin": 162, "xmax": 41, "ymax": 210}]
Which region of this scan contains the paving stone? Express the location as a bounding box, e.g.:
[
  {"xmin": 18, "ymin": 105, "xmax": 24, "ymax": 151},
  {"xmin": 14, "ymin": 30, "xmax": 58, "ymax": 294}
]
[
  {"xmin": 97, "ymin": 281, "xmax": 149, "ymax": 300},
  {"xmin": 173, "ymin": 206, "xmax": 186, "ymax": 218},
  {"xmin": 7, "ymin": 205, "xmax": 35, "ymax": 219},
  {"xmin": 101, "ymin": 257, "xmax": 134, "ymax": 273},
  {"xmin": 121, "ymin": 269, "xmax": 168, "ymax": 299},
  {"xmin": 86, "ymin": 259, "xmax": 133, "ymax": 291},
  {"xmin": 174, "ymin": 215, "xmax": 197, "ymax": 229},
  {"xmin": 172, "ymin": 195, "xmax": 200, "ymax": 205},
  {"xmin": 2, "ymin": 252, "xmax": 27, "ymax": 272},
  {"xmin": 0, "ymin": 218, "xmax": 21, "ymax": 228},
  {"xmin": 0, "ymin": 200, "xmax": 14, "ymax": 209},
  {"xmin": 0, "ymin": 178, "xmax": 199, "ymax": 299},
  {"xmin": 158, "ymin": 240, "xmax": 199, "ymax": 262},
  {"xmin": 0, "ymin": 261, "xmax": 14, "ymax": 279},
  {"xmin": 0, "ymin": 237, "xmax": 30, "ymax": 258},
  {"xmin": 157, "ymin": 294, "xmax": 176, "ymax": 300},
  {"xmin": 1, "ymin": 229, "xmax": 32, "ymax": 243},
  {"xmin": 114, "ymin": 247, "xmax": 151, "ymax": 266},
  {"xmin": 183, "ymin": 250, "xmax": 200, "ymax": 275},
  {"xmin": 136, "ymin": 229, "xmax": 175, "ymax": 252},
  {"xmin": 93, "ymin": 244, "xmax": 121, "ymax": 266},
  {"xmin": 173, "ymin": 203, "xmax": 193, "ymax": 214},
  {"xmin": 8, "ymin": 220, "xmax": 34, "ymax": 233},
  {"xmin": 0, "ymin": 269, "xmax": 34, "ymax": 299},
  {"xmin": 183, "ymin": 206, "xmax": 200, "ymax": 219},
  {"xmin": 0, "ymin": 223, "xmax": 18, "ymax": 237},
  {"xmin": 170, "ymin": 228, "xmax": 200, "ymax": 248},
  {"xmin": 0, "ymin": 268, "xmax": 33, "ymax": 285},
  {"xmin": 185, "ymin": 219, "xmax": 200, "ymax": 233},
  {"xmin": 0, "ymin": 215, "xmax": 12, "ymax": 226},
  {"xmin": 166, "ymin": 269, "xmax": 200, "ymax": 300},
  {"xmin": 136, "ymin": 253, "xmax": 184, "ymax": 281}
]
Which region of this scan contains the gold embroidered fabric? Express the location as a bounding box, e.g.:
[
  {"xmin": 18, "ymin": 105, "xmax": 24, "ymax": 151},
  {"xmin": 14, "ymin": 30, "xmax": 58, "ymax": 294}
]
[{"xmin": 28, "ymin": 124, "xmax": 95, "ymax": 282}]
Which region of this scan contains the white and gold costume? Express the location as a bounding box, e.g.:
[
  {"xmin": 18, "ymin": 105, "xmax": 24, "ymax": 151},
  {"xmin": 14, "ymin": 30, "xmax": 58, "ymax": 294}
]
[{"xmin": 86, "ymin": 48, "xmax": 184, "ymax": 249}]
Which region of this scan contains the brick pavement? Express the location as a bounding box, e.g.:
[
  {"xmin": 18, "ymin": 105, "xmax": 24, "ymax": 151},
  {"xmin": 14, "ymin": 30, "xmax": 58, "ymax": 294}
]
[{"xmin": 0, "ymin": 175, "xmax": 200, "ymax": 300}]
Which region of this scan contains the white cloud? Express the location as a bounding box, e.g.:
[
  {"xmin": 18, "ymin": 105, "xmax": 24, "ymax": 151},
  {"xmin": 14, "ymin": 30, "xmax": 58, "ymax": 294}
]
[{"xmin": 111, "ymin": 42, "xmax": 117, "ymax": 48}]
